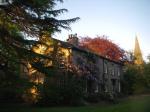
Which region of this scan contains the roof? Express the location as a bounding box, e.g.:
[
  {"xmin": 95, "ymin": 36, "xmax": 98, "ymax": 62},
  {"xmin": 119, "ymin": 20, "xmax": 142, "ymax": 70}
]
[{"xmin": 52, "ymin": 38, "xmax": 123, "ymax": 65}]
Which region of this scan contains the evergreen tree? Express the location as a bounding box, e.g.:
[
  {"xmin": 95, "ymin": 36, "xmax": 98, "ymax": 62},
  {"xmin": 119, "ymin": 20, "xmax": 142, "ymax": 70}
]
[
  {"xmin": 0, "ymin": 0, "xmax": 79, "ymax": 75},
  {"xmin": 0, "ymin": 0, "xmax": 79, "ymax": 103}
]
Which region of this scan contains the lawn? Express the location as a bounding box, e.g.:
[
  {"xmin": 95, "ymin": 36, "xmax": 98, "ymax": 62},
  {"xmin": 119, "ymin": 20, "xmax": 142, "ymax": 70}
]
[{"xmin": 1, "ymin": 94, "xmax": 150, "ymax": 112}]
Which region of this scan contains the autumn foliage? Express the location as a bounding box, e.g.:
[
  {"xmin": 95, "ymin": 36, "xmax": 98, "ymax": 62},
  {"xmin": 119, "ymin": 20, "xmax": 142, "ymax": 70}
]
[{"xmin": 79, "ymin": 36, "xmax": 125, "ymax": 62}]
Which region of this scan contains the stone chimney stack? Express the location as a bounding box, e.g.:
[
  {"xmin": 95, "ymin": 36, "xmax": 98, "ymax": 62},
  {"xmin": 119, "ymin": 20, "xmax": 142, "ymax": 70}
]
[{"xmin": 67, "ymin": 33, "xmax": 79, "ymax": 46}]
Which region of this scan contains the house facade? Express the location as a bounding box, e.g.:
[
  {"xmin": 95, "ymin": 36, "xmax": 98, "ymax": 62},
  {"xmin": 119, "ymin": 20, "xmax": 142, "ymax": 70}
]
[
  {"xmin": 21, "ymin": 34, "xmax": 123, "ymax": 98},
  {"xmin": 65, "ymin": 35, "xmax": 123, "ymax": 95},
  {"xmin": 71, "ymin": 48, "xmax": 122, "ymax": 94}
]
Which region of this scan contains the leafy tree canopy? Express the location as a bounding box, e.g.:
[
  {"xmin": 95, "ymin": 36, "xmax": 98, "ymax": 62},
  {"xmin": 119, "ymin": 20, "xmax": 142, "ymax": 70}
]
[{"xmin": 79, "ymin": 36, "xmax": 125, "ymax": 62}]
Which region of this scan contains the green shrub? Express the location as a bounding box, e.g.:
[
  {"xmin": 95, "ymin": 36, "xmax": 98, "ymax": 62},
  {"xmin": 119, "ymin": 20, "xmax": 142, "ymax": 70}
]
[
  {"xmin": 122, "ymin": 64, "xmax": 150, "ymax": 95},
  {"xmin": 38, "ymin": 72, "xmax": 85, "ymax": 106}
]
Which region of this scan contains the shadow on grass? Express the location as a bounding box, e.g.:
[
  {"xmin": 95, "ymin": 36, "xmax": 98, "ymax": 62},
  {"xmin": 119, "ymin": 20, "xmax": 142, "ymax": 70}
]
[{"xmin": 0, "ymin": 94, "xmax": 150, "ymax": 112}]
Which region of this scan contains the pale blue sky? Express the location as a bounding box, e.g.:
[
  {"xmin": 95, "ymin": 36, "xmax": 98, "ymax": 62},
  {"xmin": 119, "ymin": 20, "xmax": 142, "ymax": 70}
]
[{"xmin": 54, "ymin": 0, "xmax": 150, "ymax": 61}]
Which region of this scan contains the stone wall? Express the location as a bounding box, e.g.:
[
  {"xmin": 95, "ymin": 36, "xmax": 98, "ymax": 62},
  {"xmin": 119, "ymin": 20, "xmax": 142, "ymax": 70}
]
[{"xmin": 71, "ymin": 47, "xmax": 122, "ymax": 95}]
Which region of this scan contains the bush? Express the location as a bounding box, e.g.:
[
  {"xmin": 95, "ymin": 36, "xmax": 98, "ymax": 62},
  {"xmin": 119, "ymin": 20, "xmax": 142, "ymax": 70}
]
[
  {"xmin": 0, "ymin": 69, "xmax": 31, "ymax": 104},
  {"xmin": 122, "ymin": 64, "xmax": 150, "ymax": 95},
  {"xmin": 37, "ymin": 72, "xmax": 85, "ymax": 106},
  {"xmin": 84, "ymin": 93, "xmax": 100, "ymax": 103}
]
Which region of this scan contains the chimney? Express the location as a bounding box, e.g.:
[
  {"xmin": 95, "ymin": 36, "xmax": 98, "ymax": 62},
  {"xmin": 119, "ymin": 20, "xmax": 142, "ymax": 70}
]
[{"xmin": 67, "ymin": 33, "xmax": 79, "ymax": 46}]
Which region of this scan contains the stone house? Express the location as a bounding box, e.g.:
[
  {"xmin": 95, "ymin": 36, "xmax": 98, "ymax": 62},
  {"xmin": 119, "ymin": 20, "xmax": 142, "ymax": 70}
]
[
  {"xmin": 65, "ymin": 34, "xmax": 123, "ymax": 95},
  {"xmin": 21, "ymin": 34, "xmax": 123, "ymax": 98}
]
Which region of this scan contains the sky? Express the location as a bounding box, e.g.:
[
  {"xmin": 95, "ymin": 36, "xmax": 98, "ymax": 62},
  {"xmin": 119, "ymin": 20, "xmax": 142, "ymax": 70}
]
[{"xmin": 54, "ymin": 0, "xmax": 150, "ymax": 61}]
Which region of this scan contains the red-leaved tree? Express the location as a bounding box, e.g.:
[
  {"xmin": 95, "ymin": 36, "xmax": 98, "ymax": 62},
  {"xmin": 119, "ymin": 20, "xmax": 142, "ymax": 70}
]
[{"xmin": 79, "ymin": 36, "xmax": 125, "ymax": 62}]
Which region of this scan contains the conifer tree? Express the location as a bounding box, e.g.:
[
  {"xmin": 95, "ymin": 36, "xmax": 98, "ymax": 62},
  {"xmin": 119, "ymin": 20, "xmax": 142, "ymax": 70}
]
[{"xmin": 0, "ymin": 0, "xmax": 79, "ymax": 75}]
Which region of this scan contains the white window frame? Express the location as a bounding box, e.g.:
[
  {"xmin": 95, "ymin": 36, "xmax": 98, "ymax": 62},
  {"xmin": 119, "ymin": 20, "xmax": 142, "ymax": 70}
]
[
  {"xmin": 104, "ymin": 63, "xmax": 108, "ymax": 74},
  {"xmin": 94, "ymin": 83, "xmax": 99, "ymax": 93},
  {"xmin": 112, "ymin": 67, "xmax": 115, "ymax": 76},
  {"xmin": 117, "ymin": 68, "xmax": 120, "ymax": 76}
]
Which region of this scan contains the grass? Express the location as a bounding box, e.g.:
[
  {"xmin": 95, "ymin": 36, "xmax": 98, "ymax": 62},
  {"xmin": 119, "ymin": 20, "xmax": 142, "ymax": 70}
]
[{"xmin": 1, "ymin": 94, "xmax": 150, "ymax": 112}]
